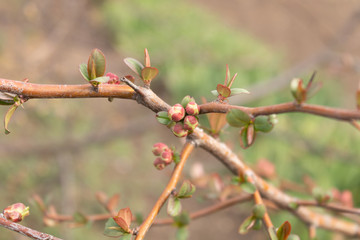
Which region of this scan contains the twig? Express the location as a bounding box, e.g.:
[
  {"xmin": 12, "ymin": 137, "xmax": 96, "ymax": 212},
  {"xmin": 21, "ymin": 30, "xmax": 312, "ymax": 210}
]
[
  {"xmin": 350, "ymin": 119, "xmax": 360, "ymax": 131},
  {"xmin": 253, "ymin": 191, "xmax": 273, "ymax": 229},
  {"xmin": 200, "ymin": 102, "xmax": 360, "ymax": 121},
  {"xmin": 135, "ymin": 142, "xmax": 195, "ymax": 240},
  {"xmin": 154, "ymin": 194, "xmax": 252, "ymax": 226},
  {"xmin": 296, "ymin": 200, "xmax": 360, "ymax": 215},
  {"xmin": 0, "ymin": 214, "xmax": 62, "ymax": 240}
]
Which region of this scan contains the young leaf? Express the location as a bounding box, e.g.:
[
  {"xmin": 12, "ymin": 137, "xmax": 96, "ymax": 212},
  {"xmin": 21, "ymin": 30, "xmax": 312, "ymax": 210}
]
[
  {"xmin": 4, "ymin": 104, "xmax": 19, "ymax": 134},
  {"xmin": 176, "ymin": 226, "xmax": 189, "ymax": 240},
  {"xmin": 239, "ymin": 126, "xmax": 256, "ymax": 149},
  {"xmin": 173, "ymin": 152, "xmax": 180, "ymax": 164},
  {"xmin": 141, "ymin": 67, "xmax": 159, "ymax": 84},
  {"xmin": 156, "ymin": 111, "xmax": 172, "ymax": 125},
  {"xmin": 113, "ymin": 216, "xmax": 130, "ymax": 233},
  {"xmin": 238, "ymin": 215, "xmax": 256, "ymax": 234},
  {"xmin": 252, "ymin": 219, "xmax": 263, "ymax": 230},
  {"xmin": 173, "ymin": 212, "xmax": 190, "ymax": 227},
  {"xmin": 217, "ymin": 84, "xmax": 231, "ymax": 98},
  {"xmin": 104, "ymin": 218, "xmax": 125, "ymax": 237},
  {"xmin": 230, "ymin": 88, "xmax": 250, "ymax": 96},
  {"xmin": 226, "ymin": 109, "xmax": 251, "ymax": 128},
  {"xmin": 167, "ymin": 195, "xmax": 182, "ymax": 217},
  {"xmin": 225, "ymin": 64, "xmax": 230, "ymax": 86},
  {"xmin": 177, "ymin": 180, "xmax": 196, "ymax": 198},
  {"xmin": 79, "ymin": 63, "xmax": 90, "ymax": 81},
  {"xmin": 254, "ymin": 116, "xmax": 273, "ymax": 133},
  {"xmin": 144, "ymin": 48, "xmax": 151, "ymax": 67},
  {"xmin": 116, "ymin": 207, "xmax": 133, "ymax": 229},
  {"xmin": 0, "ymin": 92, "xmax": 16, "ymax": 105},
  {"xmin": 124, "ymin": 57, "xmax": 144, "ymax": 76},
  {"xmin": 277, "ymin": 221, "xmax": 292, "ymax": 240},
  {"xmin": 87, "ymin": 49, "xmax": 106, "ymax": 79}
]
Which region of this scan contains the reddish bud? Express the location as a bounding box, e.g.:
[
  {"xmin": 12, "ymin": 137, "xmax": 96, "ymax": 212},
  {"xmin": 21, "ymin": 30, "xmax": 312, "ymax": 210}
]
[
  {"xmin": 168, "ymin": 104, "xmax": 185, "ymax": 122},
  {"xmin": 153, "ymin": 158, "xmax": 166, "ymax": 170},
  {"xmin": 161, "ymin": 148, "xmax": 173, "ymax": 164},
  {"xmin": 105, "ymin": 72, "xmax": 120, "ymax": 84},
  {"xmin": 185, "ymin": 102, "xmax": 200, "ymax": 115},
  {"xmin": 172, "ymin": 123, "xmax": 188, "ymax": 138},
  {"xmin": 3, "ymin": 203, "xmax": 30, "ymax": 222},
  {"xmin": 183, "ymin": 115, "xmax": 198, "ymax": 131},
  {"xmin": 152, "ymin": 142, "xmax": 169, "ymax": 156}
]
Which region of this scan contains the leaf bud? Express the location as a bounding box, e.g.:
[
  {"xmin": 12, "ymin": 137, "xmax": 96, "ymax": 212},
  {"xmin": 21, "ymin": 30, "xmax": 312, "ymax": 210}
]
[
  {"xmin": 168, "ymin": 104, "xmax": 185, "ymax": 122},
  {"xmin": 181, "ymin": 95, "xmax": 195, "ymax": 108}
]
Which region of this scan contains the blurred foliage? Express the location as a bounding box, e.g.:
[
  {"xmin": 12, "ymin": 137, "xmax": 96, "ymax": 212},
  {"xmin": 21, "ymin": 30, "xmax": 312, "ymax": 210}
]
[{"xmin": 102, "ymin": 0, "xmax": 281, "ymax": 101}]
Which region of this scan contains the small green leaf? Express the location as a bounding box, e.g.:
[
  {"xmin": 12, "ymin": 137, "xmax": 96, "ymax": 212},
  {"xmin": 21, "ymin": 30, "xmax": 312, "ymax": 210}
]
[
  {"xmin": 124, "ymin": 57, "xmax": 144, "ymax": 76},
  {"xmin": 0, "ymin": 92, "xmax": 16, "ymax": 105},
  {"xmin": 89, "ymin": 76, "xmax": 110, "ymax": 84},
  {"xmin": 141, "ymin": 67, "xmax": 159, "ymax": 84},
  {"xmin": 79, "ymin": 63, "xmax": 90, "ymax": 81},
  {"xmin": 252, "ymin": 219, "xmax": 263, "ymax": 230},
  {"xmin": 176, "ymin": 226, "xmax": 189, "ymax": 240},
  {"xmin": 167, "ymin": 195, "xmax": 182, "ymax": 217},
  {"xmin": 156, "ymin": 111, "xmax": 172, "ymax": 125},
  {"xmin": 173, "ymin": 212, "xmax": 190, "ymax": 227},
  {"xmin": 230, "ymin": 88, "xmax": 250, "ymax": 96},
  {"xmin": 238, "ymin": 215, "xmax": 256, "ymax": 234},
  {"xmin": 4, "ymin": 104, "xmax": 19, "ymax": 134},
  {"xmin": 217, "ymin": 84, "xmax": 231, "ymax": 98},
  {"xmin": 269, "ymin": 227, "xmax": 279, "ymax": 240},
  {"xmin": 173, "ymin": 153, "xmax": 180, "ymax": 164},
  {"xmin": 73, "ymin": 212, "xmax": 88, "ymax": 224},
  {"xmin": 254, "ymin": 116, "xmax": 273, "ymax": 132},
  {"xmin": 135, "ymin": 212, "xmax": 143, "ymax": 225},
  {"xmin": 277, "ymin": 221, "xmax": 292, "ymax": 240},
  {"xmin": 87, "ymin": 49, "xmax": 106, "ymax": 79},
  {"xmin": 239, "ymin": 126, "xmax": 255, "ymax": 149},
  {"xmin": 240, "ymin": 182, "xmax": 256, "ymax": 194},
  {"xmin": 177, "ymin": 180, "xmax": 196, "ymax": 198},
  {"xmin": 104, "ymin": 218, "xmax": 125, "ymax": 237},
  {"xmin": 226, "ymin": 109, "xmax": 251, "ymax": 128}
]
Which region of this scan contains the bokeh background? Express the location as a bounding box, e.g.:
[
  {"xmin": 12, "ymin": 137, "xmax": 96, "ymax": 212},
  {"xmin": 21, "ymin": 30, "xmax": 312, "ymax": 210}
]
[{"xmin": 1, "ymin": 0, "xmax": 360, "ymax": 239}]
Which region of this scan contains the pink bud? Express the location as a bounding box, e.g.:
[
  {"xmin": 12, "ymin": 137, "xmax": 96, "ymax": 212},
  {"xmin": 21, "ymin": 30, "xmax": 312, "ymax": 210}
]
[
  {"xmin": 106, "ymin": 72, "xmax": 120, "ymax": 84},
  {"xmin": 153, "ymin": 158, "xmax": 166, "ymax": 170},
  {"xmin": 183, "ymin": 115, "xmax": 198, "ymax": 132},
  {"xmin": 168, "ymin": 104, "xmax": 185, "ymax": 122},
  {"xmin": 172, "ymin": 123, "xmax": 188, "ymax": 138},
  {"xmin": 3, "ymin": 203, "xmax": 30, "ymax": 222},
  {"xmin": 152, "ymin": 142, "xmax": 169, "ymax": 156},
  {"xmin": 185, "ymin": 102, "xmax": 200, "ymax": 115},
  {"xmin": 161, "ymin": 148, "xmax": 173, "ymax": 164}
]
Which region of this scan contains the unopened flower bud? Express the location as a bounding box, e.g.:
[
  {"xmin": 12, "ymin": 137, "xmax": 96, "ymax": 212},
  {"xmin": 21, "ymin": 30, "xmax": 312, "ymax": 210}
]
[
  {"xmin": 3, "ymin": 203, "xmax": 30, "ymax": 222},
  {"xmin": 152, "ymin": 142, "xmax": 169, "ymax": 156},
  {"xmin": 183, "ymin": 115, "xmax": 198, "ymax": 131},
  {"xmin": 181, "ymin": 95, "xmax": 195, "ymax": 108},
  {"xmin": 172, "ymin": 123, "xmax": 188, "ymax": 138},
  {"xmin": 185, "ymin": 102, "xmax": 200, "ymax": 115},
  {"xmin": 106, "ymin": 72, "xmax": 120, "ymax": 84},
  {"xmin": 168, "ymin": 104, "xmax": 185, "ymax": 122},
  {"xmin": 153, "ymin": 158, "xmax": 166, "ymax": 170},
  {"xmin": 161, "ymin": 148, "xmax": 173, "ymax": 164}
]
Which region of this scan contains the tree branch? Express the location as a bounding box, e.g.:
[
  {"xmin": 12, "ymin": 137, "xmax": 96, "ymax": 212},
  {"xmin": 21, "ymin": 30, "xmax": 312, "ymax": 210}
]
[{"xmin": 0, "ymin": 214, "xmax": 62, "ymax": 240}]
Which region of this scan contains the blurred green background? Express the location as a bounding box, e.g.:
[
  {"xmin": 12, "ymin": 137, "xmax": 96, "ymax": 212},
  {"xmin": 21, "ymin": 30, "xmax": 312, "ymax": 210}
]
[{"xmin": 0, "ymin": 0, "xmax": 359, "ymax": 239}]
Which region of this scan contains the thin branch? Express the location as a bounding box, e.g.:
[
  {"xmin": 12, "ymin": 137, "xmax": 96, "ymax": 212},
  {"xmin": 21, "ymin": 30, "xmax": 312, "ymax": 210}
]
[
  {"xmin": 0, "ymin": 214, "xmax": 62, "ymax": 240},
  {"xmin": 0, "ymin": 79, "xmax": 135, "ymax": 99},
  {"xmin": 200, "ymin": 102, "xmax": 360, "ymax": 121},
  {"xmin": 154, "ymin": 194, "xmax": 252, "ymax": 226},
  {"xmin": 350, "ymin": 119, "xmax": 360, "ymax": 131},
  {"xmin": 296, "ymin": 200, "xmax": 360, "ymax": 215},
  {"xmin": 135, "ymin": 142, "xmax": 195, "ymax": 240}
]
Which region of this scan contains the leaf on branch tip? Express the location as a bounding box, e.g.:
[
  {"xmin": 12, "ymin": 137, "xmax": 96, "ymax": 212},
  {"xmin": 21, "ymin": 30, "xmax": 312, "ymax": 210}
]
[
  {"xmin": 238, "ymin": 215, "xmax": 256, "ymax": 234},
  {"xmin": 217, "ymin": 84, "xmax": 231, "ymax": 98},
  {"xmin": 124, "ymin": 57, "xmax": 144, "ymax": 76},
  {"xmin": 277, "ymin": 221, "xmax": 292, "ymax": 240},
  {"xmin": 87, "ymin": 49, "xmax": 106, "ymax": 79},
  {"xmin": 0, "ymin": 92, "xmax": 16, "ymax": 105},
  {"xmin": 254, "ymin": 116, "xmax": 273, "ymax": 133},
  {"xmin": 104, "ymin": 218, "xmax": 126, "ymax": 237},
  {"xmin": 141, "ymin": 67, "xmax": 159, "ymax": 84},
  {"xmin": 230, "ymin": 88, "xmax": 250, "ymax": 96},
  {"xmin": 156, "ymin": 111, "xmax": 172, "ymax": 125},
  {"xmin": 79, "ymin": 63, "xmax": 90, "ymax": 81}
]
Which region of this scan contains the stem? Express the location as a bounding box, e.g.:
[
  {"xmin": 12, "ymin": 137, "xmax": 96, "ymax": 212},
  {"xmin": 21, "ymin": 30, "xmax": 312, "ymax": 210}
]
[
  {"xmin": 135, "ymin": 142, "xmax": 195, "ymax": 240},
  {"xmin": 296, "ymin": 200, "xmax": 360, "ymax": 215},
  {"xmin": 0, "ymin": 214, "xmax": 62, "ymax": 240},
  {"xmin": 253, "ymin": 191, "xmax": 273, "ymax": 229}
]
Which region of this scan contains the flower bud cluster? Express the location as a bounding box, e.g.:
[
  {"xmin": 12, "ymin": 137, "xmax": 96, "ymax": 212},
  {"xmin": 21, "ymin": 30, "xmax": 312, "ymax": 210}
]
[
  {"xmin": 168, "ymin": 96, "xmax": 200, "ymax": 138},
  {"xmin": 3, "ymin": 203, "xmax": 30, "ymax": 222},
  {"xmin": 105, "ymin": 72, "xmax": 121, "ymax": 84},
  {"xmin": 152, "ymin": 143, "xmax": 174, "ymax": 170}
]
